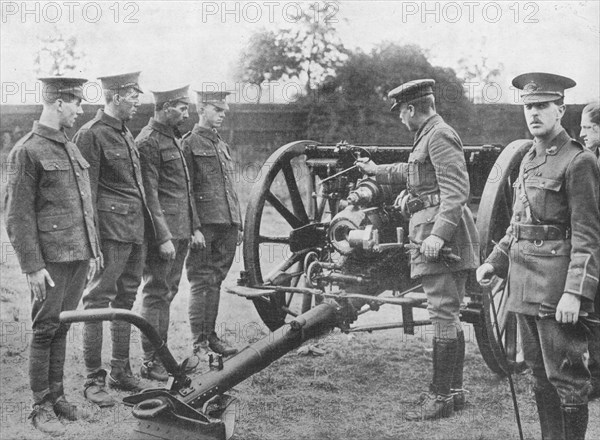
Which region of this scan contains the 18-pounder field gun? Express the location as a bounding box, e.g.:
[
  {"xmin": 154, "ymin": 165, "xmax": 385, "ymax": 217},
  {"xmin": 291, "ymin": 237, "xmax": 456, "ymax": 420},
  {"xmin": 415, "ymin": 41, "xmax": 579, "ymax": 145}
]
[{"xmin": 60, "ymin": 138, "xmax": 531, "ymax": 439}]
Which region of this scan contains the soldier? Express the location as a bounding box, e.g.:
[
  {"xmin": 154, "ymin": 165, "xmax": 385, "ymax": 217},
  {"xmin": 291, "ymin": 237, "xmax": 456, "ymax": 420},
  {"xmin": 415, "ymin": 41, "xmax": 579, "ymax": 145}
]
[
  {"xmin": 477, "ymin": 73, "xmax": 600, "ymax": 440},
  {"xmin": 356, "ymin": 79, "xmax": 480, "ymax": 420},
  {"xmin": 74, "ymin": 72, "xmax": 150, "ymax": 406},
  {"xmin": 4, "ymin": 77, "xmax": 101, "ymax": 435},
  {"xmin": 580, "ymin": 101, "xmax": 600, "ymax": 401},
  {"xmin": 183, "ymin": 91, "xmax": 242, "ymax": 358},
  {"xmin": 136, "ymin": 86, "xmax": 205, "ymax": 381}
]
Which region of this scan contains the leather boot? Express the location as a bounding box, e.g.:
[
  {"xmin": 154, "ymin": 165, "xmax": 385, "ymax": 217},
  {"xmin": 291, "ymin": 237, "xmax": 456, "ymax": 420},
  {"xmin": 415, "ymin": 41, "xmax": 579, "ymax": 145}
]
[
  {"xmin": 534, "ymin": 386, "xmax": 564, "ymax": 440},
  {"xmin": 108, "ymin": 360, "xmax": 141, "ymax": 391},
  {"xmin": 208, "ymin": 332, "xmax": 238, "ymax": 357},
  {"xmin": 29, "ymin": 397, "xmax": 65, "ymax": 437},
  {"xmin": 140, "ymin": 357, "xmax": 169, "ymax": 382},
  {"xmin": 451, "ymin": 331, "xmax": 466, "ymax": 411},
  {"xmin": 83, "ymin": 369, "xmax": 116, "ymax": 408},
  {"xmin": 561, "ymin": 404, "xmax": 588, "ymax": 440},
  {"xmin": 406, "ymin": 338, "xmax": 457, "ymax": 421}
]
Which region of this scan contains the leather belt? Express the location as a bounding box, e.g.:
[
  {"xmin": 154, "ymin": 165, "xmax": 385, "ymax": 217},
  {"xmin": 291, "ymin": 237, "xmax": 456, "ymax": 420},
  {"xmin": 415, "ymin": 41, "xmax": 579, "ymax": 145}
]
[
  {"xmin": 406, "ymin": 193, "xmax": 440, "ymax": 214},
  {"xmin": 511, "ymin": 223, "xmax": 570, "ymax": 241}
]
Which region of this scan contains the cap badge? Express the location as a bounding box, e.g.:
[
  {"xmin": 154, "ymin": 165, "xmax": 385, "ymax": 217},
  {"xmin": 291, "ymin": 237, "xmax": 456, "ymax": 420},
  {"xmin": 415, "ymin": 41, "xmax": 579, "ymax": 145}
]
[{"xmin": 524, "ymin": 81, "xmax": 540, "ymax": 93}]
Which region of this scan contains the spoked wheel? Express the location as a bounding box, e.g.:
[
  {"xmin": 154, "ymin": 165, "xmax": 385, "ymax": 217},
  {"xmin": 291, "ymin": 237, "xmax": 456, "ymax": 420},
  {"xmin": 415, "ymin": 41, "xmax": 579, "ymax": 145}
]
[
  {"xmin": 474, "ymin": 139, "xmax": 532, "ymax": 376},
  {"xmin": 243, "ymin": 141, "xmax": 337, "ymax": 331}
]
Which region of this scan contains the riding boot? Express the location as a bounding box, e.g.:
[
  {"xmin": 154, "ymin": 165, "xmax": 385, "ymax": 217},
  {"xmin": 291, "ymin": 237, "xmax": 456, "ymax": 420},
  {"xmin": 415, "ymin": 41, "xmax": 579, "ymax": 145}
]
[
  {"xmin": 533, "ymin": 386, "xmax": 564, "ymax": 440},
  {"xmin": 406, "ymin": 337, "xmax": 457, "ymax": 421},
  {"xmin": 561, "ymin": 404, "xmax": 588, "ymax": 440},
  {"xmin": 451, "ymin": 330, "xmax": 466, "ymax": 410}
]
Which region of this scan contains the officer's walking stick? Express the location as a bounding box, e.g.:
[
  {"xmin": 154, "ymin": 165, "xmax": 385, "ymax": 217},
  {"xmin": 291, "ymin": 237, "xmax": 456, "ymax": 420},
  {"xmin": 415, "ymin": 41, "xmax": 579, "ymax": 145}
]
[{"xmin": 484, "ymin": 278, "xmax": 524, "ymax": 440}]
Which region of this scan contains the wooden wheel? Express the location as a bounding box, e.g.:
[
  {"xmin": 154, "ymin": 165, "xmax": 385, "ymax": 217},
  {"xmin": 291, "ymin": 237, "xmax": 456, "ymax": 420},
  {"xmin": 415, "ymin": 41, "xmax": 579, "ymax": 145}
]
[
  {"xmin": 474, "ymin": 139, "xmax": 532, "ymax": 376},
  {"xmin": 243, "ymin": 141, "xmax": 336, "ymax": 331}
]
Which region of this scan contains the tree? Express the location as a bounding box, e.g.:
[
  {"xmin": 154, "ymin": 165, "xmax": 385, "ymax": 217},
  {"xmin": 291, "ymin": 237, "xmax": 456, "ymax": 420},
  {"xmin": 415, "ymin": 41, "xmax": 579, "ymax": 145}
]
[
  {"xmin": 234, "ymin": 2, "xmax": 347, "ymax": 102},
  {"xmin": 300, "ymin": 43, "xmax": 474, "ymax": 144},
  {"xmin": 33, "ymin": 28, "xmax": 86, "ymax": 76}
]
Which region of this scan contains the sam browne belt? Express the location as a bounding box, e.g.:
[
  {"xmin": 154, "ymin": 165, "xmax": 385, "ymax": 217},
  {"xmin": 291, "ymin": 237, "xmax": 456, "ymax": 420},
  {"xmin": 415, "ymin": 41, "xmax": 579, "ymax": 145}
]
[{"xmin": 511, "ymin": 223, "xmax": 571, "ymax": 241}]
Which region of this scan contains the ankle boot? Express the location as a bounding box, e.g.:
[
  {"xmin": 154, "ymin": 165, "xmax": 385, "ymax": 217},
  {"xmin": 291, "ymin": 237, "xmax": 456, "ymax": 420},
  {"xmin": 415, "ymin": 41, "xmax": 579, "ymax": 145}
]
[
  {"xmin": 534, "ymin": 386, "xmax": 564, "ymax": 440},
  {"xmin": 451, "ymin": 331, "xmax": 466, "ymax": 410},
  {"xmin": 406, "ymin": 337, "xmax": 457, "ymax": 421},
  {"xmin": 561, "ymin": 404, "xmax": 588, "ymax": 440}
]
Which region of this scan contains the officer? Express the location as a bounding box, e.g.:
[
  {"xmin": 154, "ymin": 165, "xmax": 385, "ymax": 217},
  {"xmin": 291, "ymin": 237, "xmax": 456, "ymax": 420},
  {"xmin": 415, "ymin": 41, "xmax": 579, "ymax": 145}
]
[
  {"xmin": 136, "ymin": 85, "xmax": 205, "ymax": 381},
  {"xmin": 4, "ymin": 77, "xmax": 101, "ymax": 435},
  {"xmin": 356, "ymin": 79, "xmax": 480, "ymax": 420},
  {"xmin": 477, "ymin": 73, "xmax": 600, "ymax": 440},
  {"xmin": 183, "ymin": 90, "xmax": 242, "ymax": 358},
  {"xmin": 74, "ymin": 72, "xmax": 150, "ymax": 406},
  {"xmin": 580, "ymin": 101, "xmax": 600, "ymax": 401}
]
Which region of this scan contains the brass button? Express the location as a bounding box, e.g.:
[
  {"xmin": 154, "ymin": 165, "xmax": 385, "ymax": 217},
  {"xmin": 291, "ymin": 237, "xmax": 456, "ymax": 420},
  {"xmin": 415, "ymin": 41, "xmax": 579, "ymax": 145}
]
[
  {"xmin": 75, "ymin": 172, "xmax": 80, "ymax": 177},
  {"xmin": 111, "ymin": 206, "xmax": 115, "ymax": 210},
  {"xmin": 53, "ymin": 224, "xmax": 57, "ymax": 229},
  {"xmin": 116, "ymin": 153, "xmax": 120, "ymax": 157}
]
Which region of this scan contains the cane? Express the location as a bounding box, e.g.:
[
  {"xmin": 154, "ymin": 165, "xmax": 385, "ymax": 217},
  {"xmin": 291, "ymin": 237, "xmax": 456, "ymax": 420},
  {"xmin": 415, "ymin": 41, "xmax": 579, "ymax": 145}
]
[{"xmin": 483, "ymin": 278, "xmax": 524, "ymax": 440}]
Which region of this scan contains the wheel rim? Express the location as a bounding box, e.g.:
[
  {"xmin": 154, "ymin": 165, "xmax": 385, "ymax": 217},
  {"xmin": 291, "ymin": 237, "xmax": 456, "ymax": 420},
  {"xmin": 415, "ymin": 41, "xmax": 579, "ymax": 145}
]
[
  {"xmin": 474, "ymin": 139, "xmax": 532, "ymax": 376},
  {"xmin": 244, "ymin": 141, "xmax": 335, "ymax": 331}
]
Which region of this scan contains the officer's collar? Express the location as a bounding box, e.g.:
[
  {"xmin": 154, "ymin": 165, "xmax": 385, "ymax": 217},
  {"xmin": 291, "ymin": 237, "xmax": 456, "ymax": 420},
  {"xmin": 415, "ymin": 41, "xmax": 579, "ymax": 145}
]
[
  {"xmin": 149, "ymin": 117, "xmax": 176, "ymax": 139},
  {"xmin": 413, "ymin": 114, "xmax": 442, "ymax": 145},
  {"xmin": 97, "ymin": 109, "xmax": 128, "ymax": 132},
  {"xmin": 533, "ymin": 128, "xmax": 570, "ymax": 157},
  {"xmin": 32, "ymin": 121, "xmax": 69, "ymax": 144},
  {"xmin": 192, "ymin": 124, "xmax": 220, "ymax": 141}
]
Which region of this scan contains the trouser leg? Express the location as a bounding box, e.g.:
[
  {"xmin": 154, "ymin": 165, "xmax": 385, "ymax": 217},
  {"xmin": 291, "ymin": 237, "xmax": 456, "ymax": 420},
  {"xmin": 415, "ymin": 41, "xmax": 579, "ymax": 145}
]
[{"xmin": 187, "ymin": 225, "xmax": 237, "ymax": 345}]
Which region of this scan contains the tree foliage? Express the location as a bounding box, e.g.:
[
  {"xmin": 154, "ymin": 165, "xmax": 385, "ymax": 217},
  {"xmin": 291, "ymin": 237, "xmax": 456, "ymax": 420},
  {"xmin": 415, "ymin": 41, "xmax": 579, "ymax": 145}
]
[
  {"xmin": 234, "ymin": 2, "xmax": 347, "ymax": 102},
  {"xmin": 301, "ymin": 43, "xmax": 474, "ymax": 144},
  {"xmin": 33, "ymin": 28, "xmax": 86, "ymax": 76}
]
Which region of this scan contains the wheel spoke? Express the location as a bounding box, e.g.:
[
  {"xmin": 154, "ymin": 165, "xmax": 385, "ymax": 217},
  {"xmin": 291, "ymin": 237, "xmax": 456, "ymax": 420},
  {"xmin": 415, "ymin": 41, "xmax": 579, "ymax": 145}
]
[
  {"xmin": 259, "ymin": 235, "xmax": 289, "ymax": 244},
  {"xmin": 266, "ymin": 191, "xmax": 304, "ymax": 229},
  {"xmin": 282, "ymin": 161, "xmax": 309, "ymax": 224},
  {"xmin": 263, "ymin": 251, "xmax": 306, "ymax": 284}
]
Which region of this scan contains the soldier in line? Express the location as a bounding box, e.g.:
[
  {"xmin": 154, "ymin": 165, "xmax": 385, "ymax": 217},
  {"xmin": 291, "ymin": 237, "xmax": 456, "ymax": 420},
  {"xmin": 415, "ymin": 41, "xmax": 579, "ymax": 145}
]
[
  {"xmin": 477, "ymin": 73, "xmax": 600, "ymax": 440},
  {"xmin": 4, "ymin": 77, "xmax": 101, "ymax": 435},
  {"xmin": 183, "ymin": 91, "xmax": 242, "ymax": 358},
  {"xmin": 579, "ymin": 101, "xmax": 600, "ymax": 401},
  {"xmin": 136, "ymin": 86, "xmax": 205, "ymax": 381},
  {"xmin": 74, "ymin": 72, "xmax": 151, "ymax": 407},
  {"xmin": 357, "ymin": 79, "xmax": 480, "ymax": 420}
]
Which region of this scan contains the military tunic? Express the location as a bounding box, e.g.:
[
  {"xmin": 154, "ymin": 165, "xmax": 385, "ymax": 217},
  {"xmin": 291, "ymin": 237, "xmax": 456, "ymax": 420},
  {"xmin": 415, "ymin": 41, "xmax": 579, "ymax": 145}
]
[
  {"xmin": 374, "ymin": 114, "xmax": 479, "ymax": 337},
  {"xmin": 136, "ymin": 118, "xmax": 200, "ymax": 360},
  {"xmin": 4, "ymin": 121, "xmax": 99, "ymax": 402},
  {"xmin": 486, "ymin": 129, "xmax": 600, "ymax": 405},
  {"xmin": 74, "ymin": 109, "xmax": 150, "ymax": 374},
  {"xmin": 183, "ymin": 124, "xmax": 241, "ymax": 344}
]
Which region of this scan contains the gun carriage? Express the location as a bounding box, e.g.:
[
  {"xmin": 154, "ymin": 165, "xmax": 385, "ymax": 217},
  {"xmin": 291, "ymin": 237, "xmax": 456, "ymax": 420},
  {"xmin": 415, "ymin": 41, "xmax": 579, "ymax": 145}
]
[{"xmin": 60, "ymin": 138, "xmax": 532, "ymax": 439}]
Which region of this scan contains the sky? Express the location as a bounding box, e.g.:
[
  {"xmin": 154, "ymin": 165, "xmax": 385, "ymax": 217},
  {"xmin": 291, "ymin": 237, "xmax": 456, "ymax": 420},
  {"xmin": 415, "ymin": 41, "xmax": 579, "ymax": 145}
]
[{"xmin": 1, "ymin": 1, "xmax": 599, "ymax": 104}]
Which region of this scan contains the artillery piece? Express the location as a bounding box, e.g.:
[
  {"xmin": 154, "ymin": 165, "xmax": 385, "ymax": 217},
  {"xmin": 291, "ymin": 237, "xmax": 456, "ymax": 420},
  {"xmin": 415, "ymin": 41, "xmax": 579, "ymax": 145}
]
[{"xmin": 60, "ymin": 138, "xmax": 532, "ymax": 439}]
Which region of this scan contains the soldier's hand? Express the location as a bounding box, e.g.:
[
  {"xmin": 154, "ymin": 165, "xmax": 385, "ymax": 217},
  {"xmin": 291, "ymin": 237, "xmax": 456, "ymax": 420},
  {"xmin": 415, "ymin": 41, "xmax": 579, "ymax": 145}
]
[
  {"xmin": 420, "ymin": 235, "xmax": 444, "ymax": 261},
  {"xmin": 191, "ymin": 230, "xmax": 206, "ymax": 250},
  {"xmin": 237, "ymin": 230, "xmax": 244, "ymax": 246},
  {"xmin": 158, "ymin": 240, "xmax": 176, "ymax": 260},
  {"xmin": 476, "ymin": 263, "xmax": 496, "ymax": 287},
  {"xmin": 355, "ymin": 159, "xmax": 378, "ymax": 175},
  {"xmin": 556, "ymin": 293, "xmax": 581, "ymax": 324},
  {"xmin": 26, "ymin": 268, "xmax": 55, "ymax": 302}
]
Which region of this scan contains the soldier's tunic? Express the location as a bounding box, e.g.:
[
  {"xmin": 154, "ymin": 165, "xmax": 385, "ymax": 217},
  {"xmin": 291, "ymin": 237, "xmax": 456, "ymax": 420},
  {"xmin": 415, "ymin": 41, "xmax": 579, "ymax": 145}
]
[
  {"xmin": 136, "ymin": 118, "xmax": 199, "ymax": 360},
  {"xmin": 5, "ymin": 122, "xmax": 99, "ymax": 402},
  {"xmin": 486, "ymin": 129, "xmax": 600, "ymax": 404},
  {"xmin": 375, "ymin": 114, "xmax": 480, "ymax": 335},
  {"xmin": 74, "ymin": 109, "xmax": 150, "ymax": 374},
  {"xmin": 183, "ymin": 124, "xmax": 241, "ymax": 343}
]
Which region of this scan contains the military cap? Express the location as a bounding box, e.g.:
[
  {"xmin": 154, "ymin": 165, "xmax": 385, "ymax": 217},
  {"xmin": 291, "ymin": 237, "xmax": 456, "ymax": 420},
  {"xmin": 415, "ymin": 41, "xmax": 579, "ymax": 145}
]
[
  {"xmin": 151, "ymin": 85, "xmax": 190, "ymax": 105},
  {"xmin": 97, "ymin": 71, "xmax": 143, "ymax": 93},
  {"xmin": 38, "ymin": 76, "xmax": 88, "ymax": 101},
  {"xmin": 196, "ymin": 90, "xmax": 232, "ymax": 111},
  {"xmin": 388, "ymin": 79, "xmax": 435, "ymax": 112},
  {"xmin": 512, "ymin": 72, "xmax": 576, "ymax": 104}
]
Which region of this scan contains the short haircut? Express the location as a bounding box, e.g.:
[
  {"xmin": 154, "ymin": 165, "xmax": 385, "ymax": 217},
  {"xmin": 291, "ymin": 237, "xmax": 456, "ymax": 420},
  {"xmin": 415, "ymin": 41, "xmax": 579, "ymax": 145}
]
[
  {"xmin": 582, "ymin": 101, "xmax": 600, "ymax": 125},
  {"xmin": 41, "ymin": 92, "xmax": 79, "ymax": 105},
  {"xmin": 104, "ymin": 87, "xmax": 136, "ymax": 104},
  {"xmin": 407, "ymin": 94, "xmax": 435, "ymax": 114},
  {"xmin": 155, "ymin": 99, "xmax": 187, "ymax": 112}
]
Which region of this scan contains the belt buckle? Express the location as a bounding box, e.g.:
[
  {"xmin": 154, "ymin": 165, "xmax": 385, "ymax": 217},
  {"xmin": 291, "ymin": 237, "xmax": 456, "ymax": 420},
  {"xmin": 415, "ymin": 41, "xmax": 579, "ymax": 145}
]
[{"xmin": 533, "ymin": 239, "xmax": 544, "ymax": 247}]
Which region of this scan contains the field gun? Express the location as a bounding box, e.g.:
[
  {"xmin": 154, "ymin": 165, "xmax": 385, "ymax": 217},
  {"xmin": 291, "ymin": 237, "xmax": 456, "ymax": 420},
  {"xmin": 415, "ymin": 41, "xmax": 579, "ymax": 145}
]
[{"xmin": 59, "ymin": 138, "xmax": 533, "ymax": 439}]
